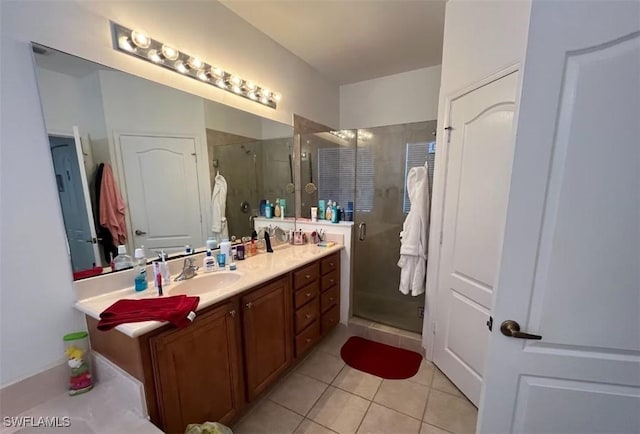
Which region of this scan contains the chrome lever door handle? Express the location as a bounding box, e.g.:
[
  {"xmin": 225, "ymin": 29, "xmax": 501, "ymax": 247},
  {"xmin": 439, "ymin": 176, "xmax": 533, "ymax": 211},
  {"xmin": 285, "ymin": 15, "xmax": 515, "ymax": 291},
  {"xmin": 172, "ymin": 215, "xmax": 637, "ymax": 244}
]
[
  {"xmin": 500, "ymin": 320, "xmax": 542, "ymax": 340},
  {"xmin": 358, "ymin": 222, "xmax": 366, "ymax": 241},
  {"xmin": 135, "ymin": 229, "xmax": 147, "ymax": 236}
]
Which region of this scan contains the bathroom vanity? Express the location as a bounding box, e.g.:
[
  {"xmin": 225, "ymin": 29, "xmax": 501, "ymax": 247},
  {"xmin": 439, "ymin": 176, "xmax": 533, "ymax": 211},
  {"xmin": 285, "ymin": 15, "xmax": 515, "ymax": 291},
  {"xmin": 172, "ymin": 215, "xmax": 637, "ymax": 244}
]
[{"xmin": 75, "ymin": 245, "xmax": 342, "ymax": 434}]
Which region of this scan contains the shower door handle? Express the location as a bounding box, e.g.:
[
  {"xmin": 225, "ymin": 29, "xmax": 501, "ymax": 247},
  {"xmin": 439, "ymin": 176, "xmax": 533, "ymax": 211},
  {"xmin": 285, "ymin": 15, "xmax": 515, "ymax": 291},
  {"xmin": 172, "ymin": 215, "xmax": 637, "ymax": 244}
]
[{"xmin": 358, "ymin": 222, "xmax": 366, "ymax": 241}]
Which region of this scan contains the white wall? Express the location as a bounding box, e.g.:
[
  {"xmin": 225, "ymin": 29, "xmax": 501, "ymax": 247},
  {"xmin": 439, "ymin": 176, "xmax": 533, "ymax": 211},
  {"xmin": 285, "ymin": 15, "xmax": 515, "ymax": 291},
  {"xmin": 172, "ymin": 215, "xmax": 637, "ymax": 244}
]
[
  {"xmin": 339, "ymin": 65, "xmax": 441, "ymax": 129},
  {"xmin": 204, "ymin": 99, "xmax": 263, "ymax": 139},
  {"xmin": 423, "ymin": 0, "xmax": 532, "ymax": 353},
  {"xmin": 0, "ymin": 0, "xmax": 339, "ymax": 387}
]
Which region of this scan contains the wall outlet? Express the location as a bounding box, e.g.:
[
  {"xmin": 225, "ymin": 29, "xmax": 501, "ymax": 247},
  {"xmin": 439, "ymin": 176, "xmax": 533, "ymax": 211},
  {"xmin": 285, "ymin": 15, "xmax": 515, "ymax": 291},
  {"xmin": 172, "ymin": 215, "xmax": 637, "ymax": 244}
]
[{"xmin": 418, "ymin": 306, "xmax": 425, "ymax": 318}]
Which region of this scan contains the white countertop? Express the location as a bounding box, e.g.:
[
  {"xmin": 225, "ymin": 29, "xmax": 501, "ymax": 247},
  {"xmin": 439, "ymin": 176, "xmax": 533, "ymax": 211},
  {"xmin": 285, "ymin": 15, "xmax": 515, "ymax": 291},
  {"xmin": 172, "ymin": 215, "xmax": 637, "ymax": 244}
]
[{"xmin": 74, "ymin": 243, "xmax": 343, "ymax": 338}]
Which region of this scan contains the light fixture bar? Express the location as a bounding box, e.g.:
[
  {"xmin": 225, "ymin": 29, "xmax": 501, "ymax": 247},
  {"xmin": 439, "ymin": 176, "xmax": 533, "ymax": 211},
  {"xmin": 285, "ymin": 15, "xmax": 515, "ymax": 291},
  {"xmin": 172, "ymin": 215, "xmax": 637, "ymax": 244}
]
[{"xmin": 111, "ymin": 23, "xmax": 282, "ymax": 109}]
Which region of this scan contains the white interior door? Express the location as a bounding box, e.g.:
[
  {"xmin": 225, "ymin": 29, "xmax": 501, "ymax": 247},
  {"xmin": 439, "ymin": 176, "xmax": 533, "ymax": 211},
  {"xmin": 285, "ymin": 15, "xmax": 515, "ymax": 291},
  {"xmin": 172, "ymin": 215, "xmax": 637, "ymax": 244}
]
[
  {"xmin": 120, "ymin": 135, "xmax": 203, "ymax": 252},
  {"xmin": 433, "ymin": 71, "xmax": 518, "ymax": 406},
  {"xmin": 479, "ymin": 2, "xmax": 640, "ymax": 433}
]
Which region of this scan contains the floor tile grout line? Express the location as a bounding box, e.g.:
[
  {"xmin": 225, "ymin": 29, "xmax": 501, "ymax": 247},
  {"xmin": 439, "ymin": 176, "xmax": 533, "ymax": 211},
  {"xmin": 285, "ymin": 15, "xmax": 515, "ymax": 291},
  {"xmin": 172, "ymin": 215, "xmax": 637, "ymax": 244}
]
[
  {"xmin": 421, "ymin": 367, "xmax": 436, "ymax": 422},
  {"xmin": 353, "ymin": 375, "xmax": 384, "ymax": 434}
]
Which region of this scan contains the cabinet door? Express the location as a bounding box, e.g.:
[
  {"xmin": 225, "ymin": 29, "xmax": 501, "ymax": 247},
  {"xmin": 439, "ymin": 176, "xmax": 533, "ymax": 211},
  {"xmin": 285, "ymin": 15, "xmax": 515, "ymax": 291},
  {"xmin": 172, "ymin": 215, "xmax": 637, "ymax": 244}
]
[
  {"xmin": 150, "ymin": 301, "xmax": 243, "ymax": 434},
  {"xmin": 242, "ymin": 276, "xmax": 292, "ymax": 401}
]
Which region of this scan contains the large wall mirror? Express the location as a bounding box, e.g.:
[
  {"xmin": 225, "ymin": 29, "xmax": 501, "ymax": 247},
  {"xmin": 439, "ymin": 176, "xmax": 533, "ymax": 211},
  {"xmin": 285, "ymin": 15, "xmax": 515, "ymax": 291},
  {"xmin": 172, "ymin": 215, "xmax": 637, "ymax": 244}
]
[{"xmin": 32, "ymin": 44, "xmax": 294, "ymax": 279}]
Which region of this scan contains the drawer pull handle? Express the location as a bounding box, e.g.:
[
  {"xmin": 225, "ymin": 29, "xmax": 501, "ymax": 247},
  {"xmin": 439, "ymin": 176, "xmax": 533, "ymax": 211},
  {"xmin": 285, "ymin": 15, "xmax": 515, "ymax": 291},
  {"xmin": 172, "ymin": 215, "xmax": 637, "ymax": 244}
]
[
  {"xmin": 305, "ymin": 274, "xmax": 311, "ymax": 279},
  {"xmin": 329, "ymin": 297, "xmax": 335, "ymax": 302},
  {"xmin": 305, "ymin": 313, "xmax": 312, "ymax": 319},
  {"xmin": 306, "ymin": 292, "xmax": 312, "ymax": 297},
  {"xmin": 229, "ymin": 309, "xmax": 236, "ymax": 317},
  {"xmin": 245, "ymin": 302, "xmax": 253, "ymax": 309},
  {"xmin": 329, "ymin": 262, "xmax": 334, "ymax": 267},
  {"xmin": 306, "ymin": 338, "xmax": 312, "ymax": 343},
  {"xmin": 329, "ymin": 279, "xmax": 335, "ymax": 284}
]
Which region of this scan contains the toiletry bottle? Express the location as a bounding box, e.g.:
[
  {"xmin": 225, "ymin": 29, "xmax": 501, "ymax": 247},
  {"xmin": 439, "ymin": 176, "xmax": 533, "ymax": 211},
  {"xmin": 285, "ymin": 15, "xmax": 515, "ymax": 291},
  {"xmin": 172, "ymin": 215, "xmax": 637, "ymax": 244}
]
[
  {"xmin": 219, "ymin": 238, "xmax": 231, "ymax": 260},
  {"xmin": 280, "ymin": 199, "xmax": 286, "ymax": 220},
  {"xmin": 325, "ymin": 200, "xmax": 333, "ymax": 220},
  {"xmin": 113, "ymin": 245, "xmax": 134, "ymax": 271},
  {"xmin": 203, "ymin": 250, "xmax": 216, "ymax": 272},
  {"xmin": 160, "ymin": 250, "xmax": 171, "ymax": 285},
  {"xmin": 265, "ymin": 200, "xmax": 272, "ymax": 218},
  {"xmin": 133, "ymin": 248, "xmax": 148, "ymax": 291},
  {"xmin": 318, "ymin": 200, "xmax": 326, "ymax": 220},
  {"xmin": 274, "ymin": 198, "xmax": 281, "ymax": 218},
  {"xmin": 331, "ymin": 203, "xmax": 339, "ymax": 223},
  {"xmin": 250, "ymin": 239, "xmax": 257, "ymax": 256}
]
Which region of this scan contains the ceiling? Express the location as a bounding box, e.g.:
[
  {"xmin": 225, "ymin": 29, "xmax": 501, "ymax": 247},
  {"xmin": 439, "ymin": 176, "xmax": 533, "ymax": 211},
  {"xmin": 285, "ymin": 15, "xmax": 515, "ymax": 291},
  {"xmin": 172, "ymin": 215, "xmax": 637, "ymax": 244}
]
[{"xmin": 220, "ymin": 0, "xmax": 445, "ymax": 85}]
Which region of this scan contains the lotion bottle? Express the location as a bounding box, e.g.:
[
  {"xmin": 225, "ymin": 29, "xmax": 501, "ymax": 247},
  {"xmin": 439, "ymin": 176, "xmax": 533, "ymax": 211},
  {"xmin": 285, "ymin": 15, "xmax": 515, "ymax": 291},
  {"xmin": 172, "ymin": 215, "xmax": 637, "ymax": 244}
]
[
  {"xmin": 203, "ymin": 250, "xmax": 216, "ymax": 272},
  {"xmin": 274, "ymin": 198, "xmax": 281, "ymax": 218},
  {"xmin": 325, "ymin": 200, "xmax": 333, "ymax": 220}
]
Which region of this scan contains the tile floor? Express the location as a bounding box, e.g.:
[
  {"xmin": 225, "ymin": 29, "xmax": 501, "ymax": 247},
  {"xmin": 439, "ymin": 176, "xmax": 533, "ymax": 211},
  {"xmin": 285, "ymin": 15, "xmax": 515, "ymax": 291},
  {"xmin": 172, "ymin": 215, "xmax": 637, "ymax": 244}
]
[{"xmin": 233, "ymin": 326, "xmax": 477, "ymax": 434}]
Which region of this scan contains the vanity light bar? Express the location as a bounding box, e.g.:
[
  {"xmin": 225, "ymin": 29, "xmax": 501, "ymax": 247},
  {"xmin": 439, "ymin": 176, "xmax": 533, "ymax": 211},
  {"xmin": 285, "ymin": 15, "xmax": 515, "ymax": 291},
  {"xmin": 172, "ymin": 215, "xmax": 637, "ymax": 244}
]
[{"xmin": 112, "ymin": 23, "xmax": 282, "ymax": 109}]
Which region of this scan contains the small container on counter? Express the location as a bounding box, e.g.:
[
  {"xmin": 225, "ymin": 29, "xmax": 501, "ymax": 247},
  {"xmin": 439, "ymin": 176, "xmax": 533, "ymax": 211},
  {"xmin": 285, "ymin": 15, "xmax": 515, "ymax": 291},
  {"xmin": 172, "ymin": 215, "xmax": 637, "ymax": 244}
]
[
  {"xmin": 236, "ymin": 244, "xmax": 245, "ymax": 260},
  {"xmin": 63, "ymin": 332, "xmax": 93, "ymax": 396},
  {"xmin": 216, "ymin": 253, "xmax": 226, "ymax": 268}
]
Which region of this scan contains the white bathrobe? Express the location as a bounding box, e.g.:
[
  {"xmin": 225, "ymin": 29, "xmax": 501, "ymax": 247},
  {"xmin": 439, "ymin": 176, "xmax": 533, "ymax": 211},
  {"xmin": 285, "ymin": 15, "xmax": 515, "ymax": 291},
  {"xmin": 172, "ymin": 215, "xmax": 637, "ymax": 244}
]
[
  {"xmin": 398, "ymin": 162, "xmax": 430, "ymax": 296},
  {"xmin": 211, "ymin": 172, "xmax": 229, "ymax": 240}
]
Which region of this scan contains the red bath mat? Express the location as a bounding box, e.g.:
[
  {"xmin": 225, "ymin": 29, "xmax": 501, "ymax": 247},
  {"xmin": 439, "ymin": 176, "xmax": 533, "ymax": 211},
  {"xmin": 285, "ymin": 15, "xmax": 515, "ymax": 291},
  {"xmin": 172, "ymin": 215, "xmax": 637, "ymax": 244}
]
[{"xmin": 340, "ymin": 336, "xmax": 422, "ymax": 379}]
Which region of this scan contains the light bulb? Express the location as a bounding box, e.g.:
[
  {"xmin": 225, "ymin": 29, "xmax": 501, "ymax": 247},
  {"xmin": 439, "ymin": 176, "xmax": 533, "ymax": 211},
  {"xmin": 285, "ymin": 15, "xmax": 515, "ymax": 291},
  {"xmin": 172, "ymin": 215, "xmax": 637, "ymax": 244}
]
[
  {"xmin": 161, "ymin": 44, "xmax": 179, "ymax": 61},
  {"xmin": 212, "ymin": 67, "xmax": 225, "ymax": 79},
  {"xmin": 147, "ymin": 49, "xmax": 162, "ymax": 63},
  {"xmin": 272, "ymin": 92, "xmax": 282, "ymax": 103},
  {"xmin": 118, "ymin": 36, "xmax": 135, "ymax": 52},
  {"xmin": 232, "ymin": 85, "xmax": 242, "ymax": 94},
  {"xmin": 215, "ymin": 78, "xmax": 226, "ymax": 89},
  {"xmin": 230, "ymin": 75, "xmax": 242, "ymax": 86},
  {"xmin": 261, "ymin": 88, "xmax": 271, "ymax": 99},
  {"xmin": 245, "ymin": 81, "xmax": 257, "ymax": 91},
  {"xmin": 131, "ymin": 30, "xmax": 151, "ymax": 49},
  {"xmin": 187, "ymin": 56, "xmax": 203, "ymax": 69},
  {"xmin": 260, "ymin": 96, "xmax": 269, "ymax": 105},
  {"xmin": 197, "ymin": 70, "xmax": 209, "ymax": 81},
  {"xmin": 248, "ymin": 92, "xmax": 257, "ymax": 100},
  {"xmin": 175, "ymin": 60, "xmax": 188, "ymax": 74}
]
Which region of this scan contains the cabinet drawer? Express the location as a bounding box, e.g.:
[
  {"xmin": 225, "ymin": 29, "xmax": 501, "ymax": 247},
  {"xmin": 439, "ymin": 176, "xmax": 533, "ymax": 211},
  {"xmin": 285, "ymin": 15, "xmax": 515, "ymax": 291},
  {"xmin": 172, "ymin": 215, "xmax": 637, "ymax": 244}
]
[
  {"xmin": 321, "ymin": 270, "xmax": 339, "ymax": 292},
  {"xmin": 320, "ymin": 285, "xmax": 339, "ymax": 313},
  {"xmin": 295, "ymin": 320, "xmax": 319, "ymax": 357},
  {"xmin": 294, "ymin": 280, "xmax": 319, "ymax": 309},
  {"xmin": 295, "ymin": 297, "xmax": 319, "ymax": 333},
  {"xmin": 321, "ymin": 305, "xmax": 340, "ymax": 335},
  {"xmin": 293, "ymin": 262, "xmax": 319, "ymax": 290},
  {"xmin": 321, "ymin": 253, "xmax": 339, "ymax": 275}
]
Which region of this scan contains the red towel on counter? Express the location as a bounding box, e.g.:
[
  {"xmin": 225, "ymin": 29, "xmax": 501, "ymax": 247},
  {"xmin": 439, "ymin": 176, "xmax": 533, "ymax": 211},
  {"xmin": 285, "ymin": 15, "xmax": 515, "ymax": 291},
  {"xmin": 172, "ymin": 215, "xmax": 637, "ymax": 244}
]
[{"xmin": 97, "ymin": 295, "xmax": 200, "ymax": 331}]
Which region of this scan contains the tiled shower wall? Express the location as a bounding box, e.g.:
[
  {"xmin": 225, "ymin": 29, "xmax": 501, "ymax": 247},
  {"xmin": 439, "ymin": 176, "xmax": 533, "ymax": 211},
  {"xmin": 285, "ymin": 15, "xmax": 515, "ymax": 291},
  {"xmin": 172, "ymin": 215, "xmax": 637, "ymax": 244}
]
[{"xmin": 207, "ymin": 129, "xmax": 293, "ymax": 239}]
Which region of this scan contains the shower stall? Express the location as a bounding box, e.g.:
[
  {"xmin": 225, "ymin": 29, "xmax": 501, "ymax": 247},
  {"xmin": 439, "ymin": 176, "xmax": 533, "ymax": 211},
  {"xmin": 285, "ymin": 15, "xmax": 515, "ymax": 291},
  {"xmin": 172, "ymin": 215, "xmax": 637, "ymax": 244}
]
[{"xmin": 300, "ymin": 120, "xmax": 436, "ymax": 333}]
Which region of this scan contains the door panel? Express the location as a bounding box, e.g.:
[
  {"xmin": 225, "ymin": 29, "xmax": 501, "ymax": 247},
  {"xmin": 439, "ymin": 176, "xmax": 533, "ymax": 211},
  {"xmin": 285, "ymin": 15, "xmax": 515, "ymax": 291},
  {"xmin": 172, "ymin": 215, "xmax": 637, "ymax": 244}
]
[
  {"xmin": 434, "ymin": 72, "xmax": 518, "ymax": 406},
  {"xmin": 479, "ymin": 2, "xmax": 640, "ymax": 433},
  {"xmin": 241, "ymin": 277, "xmax": 292, "ymax": 401},
  {"xmin": 49, "ymin": 136, "xmax": 97, "ymax": 271},
  {"xmin": 353, "ymin": 121, "xmax": 437, "ymax": 332},
  {"xmin": 151, "ymin": 301, "xmax": 243, "ymax": 434},
  {"xmin": 120, "ymin": 135, "xmax": 203, "ymax": 251}
]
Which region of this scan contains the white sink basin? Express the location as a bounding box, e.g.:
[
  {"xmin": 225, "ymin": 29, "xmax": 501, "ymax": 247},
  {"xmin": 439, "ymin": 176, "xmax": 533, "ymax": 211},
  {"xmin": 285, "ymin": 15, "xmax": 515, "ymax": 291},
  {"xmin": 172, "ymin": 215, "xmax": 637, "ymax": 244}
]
[{"xmin": 169, "ymin": 271, "xmax": 243, "ymax": 296}]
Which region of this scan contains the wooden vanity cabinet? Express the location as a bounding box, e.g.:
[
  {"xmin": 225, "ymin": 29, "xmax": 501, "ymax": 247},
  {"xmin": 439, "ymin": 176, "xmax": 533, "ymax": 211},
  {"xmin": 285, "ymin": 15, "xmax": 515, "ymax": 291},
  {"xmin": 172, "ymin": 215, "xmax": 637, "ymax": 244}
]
[
  {"xmin": 149, "ymin": 300, "xmax": 243, "ymax": 434},
  {"xmin": 86, "ymin": 251, "xmax": 339, "ymax": 434},
  {"xmin": 241, "ymin": 276, "xmax": 293, "ymax": 401}
]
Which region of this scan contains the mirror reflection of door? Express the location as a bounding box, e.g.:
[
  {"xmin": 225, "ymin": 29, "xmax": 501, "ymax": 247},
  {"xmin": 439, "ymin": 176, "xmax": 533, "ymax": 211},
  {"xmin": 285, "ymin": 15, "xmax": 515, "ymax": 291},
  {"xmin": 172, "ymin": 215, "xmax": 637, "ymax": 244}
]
[
  {"xmin": 120, "ymin": 134, "xmax": 203, "ymax": 253},
  {"xmin": 49, "ymin": 135, "xmax": 98, "ymax": 271}
]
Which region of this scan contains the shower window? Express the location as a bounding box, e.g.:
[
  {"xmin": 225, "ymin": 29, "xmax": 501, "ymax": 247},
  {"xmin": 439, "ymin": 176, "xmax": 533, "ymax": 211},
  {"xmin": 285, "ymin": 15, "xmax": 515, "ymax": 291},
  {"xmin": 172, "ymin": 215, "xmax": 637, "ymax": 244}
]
[{"xmin": 317, "ymin": 147, "xmax": 374, "ymax": 212}]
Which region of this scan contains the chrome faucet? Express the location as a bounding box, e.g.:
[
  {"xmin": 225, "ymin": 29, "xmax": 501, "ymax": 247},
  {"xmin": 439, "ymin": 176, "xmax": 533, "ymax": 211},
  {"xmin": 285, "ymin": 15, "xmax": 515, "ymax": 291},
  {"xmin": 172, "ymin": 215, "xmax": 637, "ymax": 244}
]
[{"xmin": 174, "ymin": 258, "xmax": 198, "ymax": 281}]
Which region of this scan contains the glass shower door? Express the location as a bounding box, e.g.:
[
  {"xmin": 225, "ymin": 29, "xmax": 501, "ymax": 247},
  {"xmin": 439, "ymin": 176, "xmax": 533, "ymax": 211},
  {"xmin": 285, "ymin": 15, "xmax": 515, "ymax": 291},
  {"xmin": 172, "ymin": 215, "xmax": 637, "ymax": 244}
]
[{"xmin": 353, "ymin": 121, "xmax": 436, "ymax": 333}]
